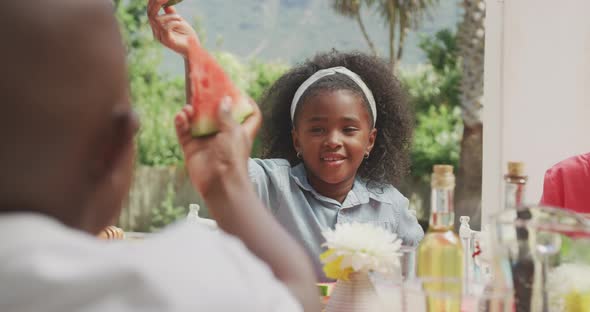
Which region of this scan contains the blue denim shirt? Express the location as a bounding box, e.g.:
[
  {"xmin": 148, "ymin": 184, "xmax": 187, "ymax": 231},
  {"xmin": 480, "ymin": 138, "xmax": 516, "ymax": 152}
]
[{"xmin": 248, "ymin": 158, "xmax": 424, "ymax": 281}]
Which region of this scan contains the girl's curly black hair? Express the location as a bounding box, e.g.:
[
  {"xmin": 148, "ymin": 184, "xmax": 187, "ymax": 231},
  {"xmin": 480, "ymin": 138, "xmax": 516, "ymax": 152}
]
[{"xmin": 259, "ymin": 50, "xmax": 413, "ymax": 187}]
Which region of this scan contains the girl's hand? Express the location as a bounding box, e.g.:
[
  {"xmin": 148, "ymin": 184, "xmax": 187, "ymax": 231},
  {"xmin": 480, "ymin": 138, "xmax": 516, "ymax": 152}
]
[
  {"xmin": 147, "ymin": 0, "xmax": 197, "ymax": 57},
  {"xmin": 174, "ymin": 99, "xmax": 261, "ymax": 197}
]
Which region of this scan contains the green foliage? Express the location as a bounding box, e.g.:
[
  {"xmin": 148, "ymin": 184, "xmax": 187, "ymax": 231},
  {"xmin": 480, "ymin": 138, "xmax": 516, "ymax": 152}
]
[
  {"xmin": 210, "ymin": 55, "xmax": 288, "ymax": 157},
  {"xmin": 213, "ymin": 53, "xmax": 288, "ymax": 102},
  {"xmin": 400, "ymin": 29, "xmax": 462, "ymax": 180},
  {"xmin": 149, "ymin": 183, "xmax": 187, "ymax": 232},
  {"xmin": 246, "ymin": 61, "xmax": 289, "ymax": 102},
  {"xmin": 410, "ymin": 105, "xmax": 462, "ymax": 181},
  {"xmin": 115, "ymin": 0, "xmax": 185, "ymax": 167},
  {"xmin": 244, "ymin": 61, "xmax": 288, "ymax": 157},
  {"xmin": 419, "ymin": 29, "xmax": 459, "ymax": 73},
  {"xmin": 404, "ymin": 29, "xmax": 461, "ymax": 113},
  {"xmin": 115, "ymin": 0, "xmax": 288, "ymax": 166},
  {"xmin": 213, "ymin": 51, "xmax": 251, "ymax": 92},
  {"xmin": 133, "ymin": 76, "xmax": 185, "ymax": 166}
]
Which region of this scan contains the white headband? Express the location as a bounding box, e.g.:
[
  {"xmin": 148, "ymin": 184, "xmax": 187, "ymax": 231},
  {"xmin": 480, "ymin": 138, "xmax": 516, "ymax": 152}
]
[{"xmin": 290, "ymin": 66, "xmax": 377, "ymax": 125}]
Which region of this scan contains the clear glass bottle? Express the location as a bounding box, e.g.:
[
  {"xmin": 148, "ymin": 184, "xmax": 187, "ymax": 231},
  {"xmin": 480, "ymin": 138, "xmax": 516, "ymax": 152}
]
[
  {"xmin": 504, "ymin": 161, "xmax": 533, "ymax": 312},
  {"xmin": 417, "ymin": 165, "xmax": 464, "ymax": 312},
  {"xmin": 504, "ymin": 161, "xmax": 527, "ymax": 211},
  {"xmin": 186, "ymin": 204, "xmax": 218, "ymax": 230}
]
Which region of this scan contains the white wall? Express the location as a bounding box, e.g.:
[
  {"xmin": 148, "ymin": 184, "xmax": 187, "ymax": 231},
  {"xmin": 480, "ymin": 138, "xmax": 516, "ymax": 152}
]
[{"xmin": 482, "ymin": 0, "xmax": 590, "ymax": 223}]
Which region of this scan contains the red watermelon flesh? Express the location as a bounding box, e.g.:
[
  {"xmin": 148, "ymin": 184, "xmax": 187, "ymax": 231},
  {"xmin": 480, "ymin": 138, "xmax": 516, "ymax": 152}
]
[{"xmin": 187, "ymin": 37, "xmax": 253, "ymax": 137}]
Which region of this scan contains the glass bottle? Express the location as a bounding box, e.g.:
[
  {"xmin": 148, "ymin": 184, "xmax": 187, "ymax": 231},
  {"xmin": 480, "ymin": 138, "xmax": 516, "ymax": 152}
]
[
  {"xmin": 417, "ymin": 165, "xmax": 464, "ymax": 312},
  {"xmin": 505, "ymin": 162, "xmax": 533, "ymax": 312}
]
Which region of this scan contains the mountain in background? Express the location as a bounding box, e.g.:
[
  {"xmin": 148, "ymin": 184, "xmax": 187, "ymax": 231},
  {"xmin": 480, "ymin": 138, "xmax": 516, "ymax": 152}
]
[{"xmin": 162, "ymin": 0, "xmax": 461, "ymax": 74}]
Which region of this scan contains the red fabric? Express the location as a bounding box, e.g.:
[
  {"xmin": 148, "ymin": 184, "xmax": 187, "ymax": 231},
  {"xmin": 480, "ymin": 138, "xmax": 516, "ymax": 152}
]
[{"xmin": 540, "ymin": 153, "xmax": 590, "ymax": 213}]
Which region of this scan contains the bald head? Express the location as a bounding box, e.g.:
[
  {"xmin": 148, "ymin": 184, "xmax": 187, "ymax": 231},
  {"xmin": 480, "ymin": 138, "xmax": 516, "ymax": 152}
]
[{"xmin": 0, "ymin": 0, "xmax": 134, "ymax": 232}]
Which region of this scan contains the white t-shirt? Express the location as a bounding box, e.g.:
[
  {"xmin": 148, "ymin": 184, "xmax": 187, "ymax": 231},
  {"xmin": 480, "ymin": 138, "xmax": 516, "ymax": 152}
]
[{"xmin": 0, "ymin": 213, "xmax": 301, "ymax": 312}]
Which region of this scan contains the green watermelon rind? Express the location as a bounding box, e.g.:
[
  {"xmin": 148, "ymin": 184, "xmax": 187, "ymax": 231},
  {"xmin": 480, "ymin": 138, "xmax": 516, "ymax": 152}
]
[
  {"xmin": 163, "ymin": 0, "xmax": 183, "ymax": 8},
  {"xmin": 317, "ymin": 283, "xmax": 334, "ymax": 297},
  {"xmin": 190, "ymin": 97, "xmax": 254, "ymax": 137}
]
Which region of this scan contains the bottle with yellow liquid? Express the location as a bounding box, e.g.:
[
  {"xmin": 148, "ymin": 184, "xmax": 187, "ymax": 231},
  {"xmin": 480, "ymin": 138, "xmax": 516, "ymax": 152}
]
[{"xmin": 417, "ymin": 165, "xmax": 463, "ymax": 312}]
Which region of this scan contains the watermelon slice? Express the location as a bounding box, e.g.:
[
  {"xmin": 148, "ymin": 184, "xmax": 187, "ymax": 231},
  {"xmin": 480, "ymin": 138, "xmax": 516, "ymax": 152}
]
[{"xmin": 186, "ymin": 37, "xmax": 253, "ymax": 137}]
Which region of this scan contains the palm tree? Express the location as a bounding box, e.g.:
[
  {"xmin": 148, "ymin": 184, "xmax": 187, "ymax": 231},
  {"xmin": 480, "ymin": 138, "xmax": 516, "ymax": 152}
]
[
  {"xmin": 331, "ymin": 0, "xmax": 437, "ymax": 71},
  {"xmin": 377, "ymin": 0, "xmax": 437, "ymax": 70},
  {"xmin": 454, "ymin": 0, "xmax": 485, "ymax": 230},
  {"xmin": 331, "ymin": 0, "xmax": 378, "ymax": 57}
]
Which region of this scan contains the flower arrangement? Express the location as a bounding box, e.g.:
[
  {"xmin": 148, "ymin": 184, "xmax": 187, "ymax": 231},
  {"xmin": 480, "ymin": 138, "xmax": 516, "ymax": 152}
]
[
  {"xmin": 545, "ymin": 236, "xmax": 590, "ymax": 311},
  {"xmin": 320, "ymin": 222, "xmax": 402, "ymax": 280},
  {"xmin": 548, "ymin": 263, "xmax": 590, "ymax": 311}
]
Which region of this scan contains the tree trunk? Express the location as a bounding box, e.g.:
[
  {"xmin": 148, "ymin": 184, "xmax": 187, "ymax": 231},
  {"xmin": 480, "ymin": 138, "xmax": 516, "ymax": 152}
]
[
  {"xmin": 387, "ymin": 1, "xmax": 397, "ymax": 71},
  {"xmin": 396, "ymin": 29, "xmax": 406, "ymax": 62},
  {"xmin": 455, "ymin": 0, "xmax": 486, "ymax": 230},
  {"xmin": 355, "ymin": 14, "xmax": 378, "ymax": 57},
  {"xmin": 396, "ymin": 13, "xmax": 407, "ymax": 62},
  {"xmin": 455, "ymin": 123, "xmax": 483, "ymax": 230}
]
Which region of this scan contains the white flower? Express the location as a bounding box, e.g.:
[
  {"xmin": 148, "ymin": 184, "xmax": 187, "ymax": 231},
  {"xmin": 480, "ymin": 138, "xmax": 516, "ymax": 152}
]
[
  {"xmin": 321, "ymin": 222, "xmax": 402, "ymax": 274},
  {"xmin": 548, "ymin": 263, "xmax": 590, "ymax": 311}
]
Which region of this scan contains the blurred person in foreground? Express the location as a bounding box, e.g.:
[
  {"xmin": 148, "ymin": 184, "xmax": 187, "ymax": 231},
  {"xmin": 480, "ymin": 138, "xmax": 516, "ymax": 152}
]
[
  {"xmin": 540, "ymin": 152, "xmax": 590, "ymax": 214},
  {"xmin": 0, "ymin": 1, "xmax": 318, "ymax": 311}
]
